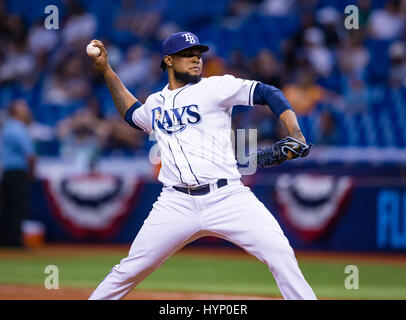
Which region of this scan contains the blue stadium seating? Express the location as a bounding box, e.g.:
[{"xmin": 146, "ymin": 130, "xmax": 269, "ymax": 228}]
[{"xmin": 1, "ymin": 0, "xmax": 405, "ymax": 150}]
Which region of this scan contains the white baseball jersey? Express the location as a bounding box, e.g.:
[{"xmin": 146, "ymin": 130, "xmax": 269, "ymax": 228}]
[
  {"xmin": 90, "ymin": 75, "xmax": 317, "ymax": 301},
  {"xmin": 131, "ymin": 74, "xmax": 258, "ymax": 187}
]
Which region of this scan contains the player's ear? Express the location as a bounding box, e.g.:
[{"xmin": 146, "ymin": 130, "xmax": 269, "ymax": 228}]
[{"xmin": 164, "ymin": 55, "xmax": 173, "ymax": 69}]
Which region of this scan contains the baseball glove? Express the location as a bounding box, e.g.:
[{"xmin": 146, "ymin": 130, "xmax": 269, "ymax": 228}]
[{"xmin": 255, "ymin": 136, "xmax": 313, "ymax": 168}]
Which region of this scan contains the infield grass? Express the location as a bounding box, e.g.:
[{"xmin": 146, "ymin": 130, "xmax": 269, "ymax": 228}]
[{"xmin": 0, "ymin": 246, "xmax": 405, "ymax": 299}]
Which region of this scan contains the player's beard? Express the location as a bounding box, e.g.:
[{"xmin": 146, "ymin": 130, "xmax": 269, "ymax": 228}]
[{"xmin": 174, "ymin": 69, "xmax": 201, "ymax": 84}]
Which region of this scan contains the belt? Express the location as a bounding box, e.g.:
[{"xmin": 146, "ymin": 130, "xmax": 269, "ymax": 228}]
[{"xmin": 173, "ymin": 179, "xmax": 228, "ymax": 196}]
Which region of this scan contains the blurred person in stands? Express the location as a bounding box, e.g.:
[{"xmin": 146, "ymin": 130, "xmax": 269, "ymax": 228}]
[
  {"xmin": 315, "ymin": 110, "xmax": 340, "ymax": 145},
  {"xmin": 302, "ymin": 27, "xmax": 335, "ymax": 77},
  {"xmin": 250, "ymin": 49, "xmax": 282, "ymax": 88},
  {"xmin": 28, "ymin": 20, "xmax": 58, "ymax": 56},
  {"xmin": 114, "ymin": 0, "xmax": 138, "ymax": 32},
  {"xmin": 0, "ymin": 14, "xmax": 36, "ymax": 86},
  {"xmin": 57, "ymin": 96, "xmax": 143, "ymax": 167},
  {"xmin": 130, "ymin": 0, "xmax": 166, "ymax": 40},
  {"xmin": 282, "ymin": 11, "xmax": 316, "ymax": 74},
  {"xmin": 260, "ymin": 0, "xmax": 295, "ymax": 16},
  {"xmin": 341, "ymin": 75, "xmax": 370, "ymax": 114},
  {"xmin": 101, "ymin": 114, "xmax": 145, "ymax": 153},
  {"xmin": 358, "ymin": 0, "xmax": 372, "ymax": 29},
  {"xmin": 0, "ymin": 99, "xmax": 36, "ymax": 247},
  {"xmin": 62, "ymin": 0, "xmax": 97, "ymax": 45},
  {"xmin": 42, "ymin": 54, "xmax": 91, "ymax": 105},
  {"xmin": 283, "ymin": 67, "xmax": 326, "ymax": 115},
  {"xmin": 337, "ymin": 33, "xmax": 370, "ymax": 78},
  {"xmin": 116, "ymin": 45, "xmax": 151, "ymax": 89},
  {"xmin": 226, "ymin": 0, "xmax": 258, "ymax": 19},
  {"xmin": 388, "ymin": 41, "xmax": 406, "ymax": 88},
  {"xmin": 368, "ymin": 0, "xmax": 404, "ymax": 40},
  {"xmin": 201, "ymin": 48, "xmax": 226, "ymax": 77},
  {"xmin": 57, "ymin": 96, "xmax": 105, "ymax": 170},
  {"xmin": 226, "ymin": 50, "xmax": 250, "ymax": 79},
  {"xmin": 315, "ymin": 6, "xmax": 341, "ymax": 48}
]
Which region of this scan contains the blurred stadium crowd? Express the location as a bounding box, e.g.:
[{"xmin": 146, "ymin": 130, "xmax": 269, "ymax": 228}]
[{"xmin": 0, "ymin": 0, "xmax": 406, "ymax": 161}]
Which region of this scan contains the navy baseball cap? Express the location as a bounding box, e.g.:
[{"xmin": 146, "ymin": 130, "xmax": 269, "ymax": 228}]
[{"xmin": 160, "ymin": 32, "xmax": 209, "ymax": 71}]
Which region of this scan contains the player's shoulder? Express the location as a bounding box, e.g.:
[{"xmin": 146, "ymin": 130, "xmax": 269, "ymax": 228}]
[
  {"xmin": 142, "ymin": 91, "xmax": 163, "ymax": 108},
  {"xmin": 203, "ymin": 74, "xmax": 238, "ymax": 83},
  {"xmin": 202, "ymin": 74, "xmax": 252, "ymax": 87},
  {"xmin": 197, "ymin": 74, "xmax": 238, "ymax": 89}
]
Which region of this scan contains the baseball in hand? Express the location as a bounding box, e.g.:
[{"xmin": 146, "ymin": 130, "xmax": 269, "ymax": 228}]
[{"xmin": 86, "ymin": 43, "xmax": 101, "ymax": 57}]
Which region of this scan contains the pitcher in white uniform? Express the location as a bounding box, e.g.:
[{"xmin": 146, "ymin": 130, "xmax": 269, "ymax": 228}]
[{"xmin": 87, "ymin": 32, "xmax": 317, "ymax": 300}]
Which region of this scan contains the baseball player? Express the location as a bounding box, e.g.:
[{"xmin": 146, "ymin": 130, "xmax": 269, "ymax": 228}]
[{"xmin": 87, "ymin": 32, "xmax": 316, "ymax": 300}]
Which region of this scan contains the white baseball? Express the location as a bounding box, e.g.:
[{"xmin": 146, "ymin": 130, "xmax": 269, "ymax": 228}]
[{"xmin": 86, "ymin": 43, "xmax": 101, "ymax": 57}]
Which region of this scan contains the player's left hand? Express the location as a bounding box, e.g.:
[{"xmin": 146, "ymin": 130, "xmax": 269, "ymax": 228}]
[
  {"xmin": 279, "ymin": 136, "xmax": 313, "ymax": 160},
  {"xmin": 254, "ymin": 136, "xmax": 313, "ymax": 168}
]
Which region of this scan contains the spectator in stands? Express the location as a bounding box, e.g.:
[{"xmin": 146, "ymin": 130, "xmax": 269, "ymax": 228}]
[
  {"xmin": 0, "ymin": 38, "xmax": 36, "ymax": 85},
  {"xmin": 293, "ymin": 11, "xmax": 317, "ymax": 46},
  {"xmin": 0, "ymin": 0, "xmax": 8, "ymax": 42},
  {"xmin": 283, "ymin": 67, "xmax": 326, "ymax": 115},
  {"xmin": 0, "ymin": 0, "xmax": 405, "ymax": 153},
  {"xmin": 202, "ymin": 48, "xmax": 226, "ymax": 77},
  {"xmin": 315, "ymin": 110, "xmax": 340, "ymax": 145},
  {"xmin": 282, "ymin": 11, "xmax": 316, "ymax": 75},
  {"xmin": 27, "ymin": 20, "xmax": 58, "ymax": 56},
  {"xmin": 116, "ymin": 45, "xmax": 151, "ymax": 89},
  {"xmin": 296, "ymin": 0, "xmax": 318, "ymax": 12},
  {"xmin": 101, "ymin": 114, "xmax": 145, "ymax": 153},
  {"xmin": 342, "ymin": 75, "xmax": 370, "ymax": 114},
  {"xmin": 260, "ymin": 0, "xmax": 295, "ymax": 16},
  {"xmin": 62, "ymin": 1, "xmax": 97, "ymax": 45},
  {"xmin": 0, "ymin": 99, "xmax": 36, "ymax": 247},
  {"xmin": 249, "ymin": 49, "xmax": 282, "ymax": 88},
  {"xmin": 57, "ymin": 96, "xmax": 143, "ymax": 165},
  {"xmin": 368, "ymin": 0, "xmax": 405, "ymax": 40},
  {"xmin": 226, "ymin": 50, "xmax": 251, "ymax": 79},
  {"xmin": 358, "ymin": 0, "xmax": 372, "ymax": 29},
  {"xmin": 130, "ymin": 0, "xmax": 166, "ymax": 40},
  {"xmin": 27, "ymin": 20, "xmax": 59, "ymax": 72},
  {"xmin": 227, "ymin": 0, "xmax": 258, "ymax": 19},
  {"xmin": 316, "ymin": 6, "xmax": 341, "ymax": 48},
  {"xmin": 56, "ymin": 96, "xmax": 104, "ymax": 170},
  {"xmin": 114, "ymin": 0, "xmax": 138, "ymax": 32},
  {"xmin": 0, "ymin": 14, "xmax": 36, "ymax": 86},
  {"xmin": 6, "ymin": 14, "xmax": 27, "ymax": 44},
  {"xmin": 302, "ymin": 27, "xmax": 335, "ymax": 77},
  {"xmin": 42, "ymin": 54, "xmax": 91, "ymax": 105},
  {"xmin": 337, "ymin": 33, "xmax": 370, "ymax": 77},
  {"xmin": 247, "ymin": 106, "xmax": 282, "ymax": 145},
  {"xmin": 388, "ymin": 41, "xmax": 406, "ymax": 88}
]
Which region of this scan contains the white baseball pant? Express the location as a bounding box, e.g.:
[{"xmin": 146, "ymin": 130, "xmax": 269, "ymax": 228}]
[{"xmin": 89, "ymin": 179, "xmax": 316, "ymax": 300}]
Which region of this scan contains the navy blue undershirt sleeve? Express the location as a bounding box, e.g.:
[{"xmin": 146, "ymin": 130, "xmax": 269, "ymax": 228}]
[
  {"xmin": 124, "ymin": 101, "xmax": 143, "ymax": 130},
  {"xmin": 253, "ymin": 82, "xmax": 293, "ymax": 117}
]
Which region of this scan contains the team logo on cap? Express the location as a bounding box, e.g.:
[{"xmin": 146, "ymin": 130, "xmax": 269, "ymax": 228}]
[{"xmin": 182, "ymin": 33, "xmax": 196, "ymax": 44}]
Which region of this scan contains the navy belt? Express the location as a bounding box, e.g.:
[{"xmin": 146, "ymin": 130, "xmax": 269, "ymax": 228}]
[{"xmin": 173, "ymin": 179, "xmax": 228, "ymax": 196}]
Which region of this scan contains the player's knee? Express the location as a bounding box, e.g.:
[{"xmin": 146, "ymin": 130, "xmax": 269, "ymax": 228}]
[{"xmin": 110, "ymin": 254, "xmax": 158, "ymax": 280}]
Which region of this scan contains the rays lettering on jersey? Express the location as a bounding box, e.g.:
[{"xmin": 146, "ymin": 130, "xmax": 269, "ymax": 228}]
[{"xmin": 151, "ymin": 105, "xmax": 201, "ymax": 135}]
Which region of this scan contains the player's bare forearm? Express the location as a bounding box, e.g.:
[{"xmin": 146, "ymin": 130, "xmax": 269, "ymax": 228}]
[
  {"xmin": 102, "ymin": 65, "xmax": 137, "ymax": 117},
  {"xmin": 88, "ymin": 40, "xmax": 137, "ymax": 117},
  {"xmin": 279, "ymin": 109, "xmax": 306, "ymax": 144}
]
